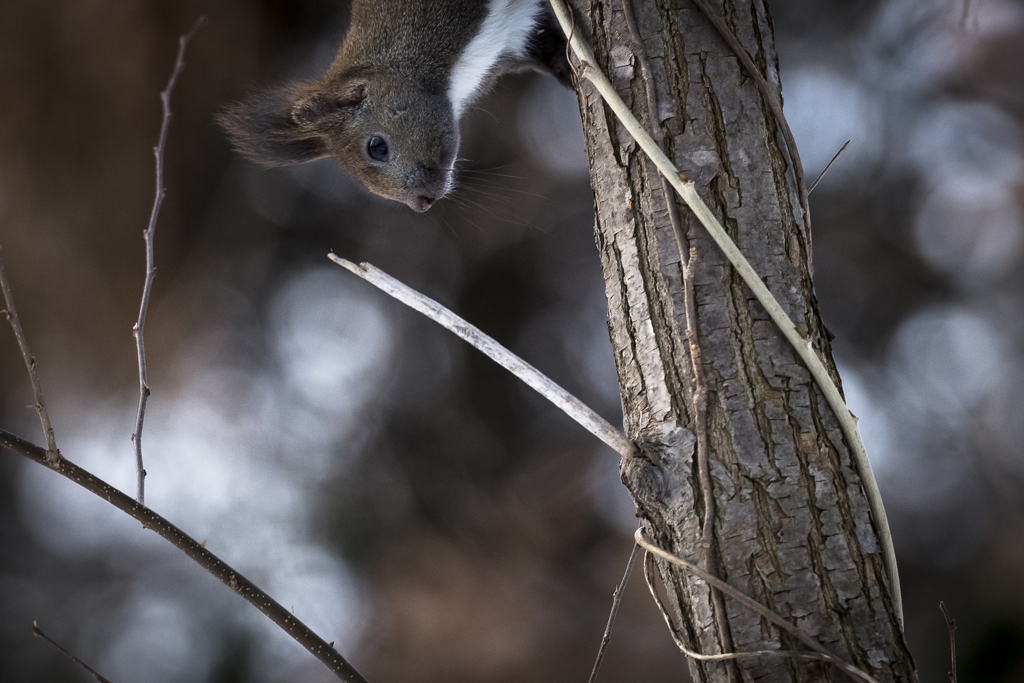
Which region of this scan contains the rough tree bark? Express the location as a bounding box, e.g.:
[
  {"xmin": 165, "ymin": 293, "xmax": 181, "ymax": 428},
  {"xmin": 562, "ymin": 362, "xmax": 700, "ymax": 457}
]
[{"xmin": 570, "ymin": 1, "xmax": 917, "ymax": 681}]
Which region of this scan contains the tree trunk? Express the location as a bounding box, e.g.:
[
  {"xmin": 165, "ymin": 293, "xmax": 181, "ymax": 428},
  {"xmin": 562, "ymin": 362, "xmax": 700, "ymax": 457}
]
[{"xmin": 571, "ymin": 1, "xmax": 917, "ymax": 681}]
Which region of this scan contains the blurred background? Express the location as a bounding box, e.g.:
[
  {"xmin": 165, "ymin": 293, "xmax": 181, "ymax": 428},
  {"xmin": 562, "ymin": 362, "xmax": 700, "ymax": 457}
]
[{"xmin": 0, "ymin": 0, "xmax": 1022, "ymax": 681}]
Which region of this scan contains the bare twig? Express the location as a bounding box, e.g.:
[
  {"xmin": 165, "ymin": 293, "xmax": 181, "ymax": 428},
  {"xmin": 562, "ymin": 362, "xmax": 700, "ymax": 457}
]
[
  {"xmin": 687, "ymin": 0, "xmax": 812, "ymax": 250},
  {"xmin": 808, "ymin": 140, "xmax": 851, "ymax": 195},
  {"xmin": 1, "ymin": 428, "xmax": 369, "ymax": 683},
  {"xmin": 0, "ymin": 249, "xmax": 59, "ymax": 462},
  {"xmin": 547, "ymin": 0, "xmax": 902, "ymax": 629},
  {"xmin": 33, "ymin": 622, "xmax": 113, "ymax": 683},
  {"xmin": 940, "ymin": 601, "xmax": 958, "ymax": 683},
  {"xmin": 133, "ymin": 16, "xmax": 206, "ymax": 506},
  {"xmin": 328, "ymin": 255, "xmax": 635, "ymax": 459},
  {"xmin": 635, "ymin": 530, "xmax": 879, "ymax": 683},
  {"xmin": 588, "ymin": 541, "xmax": 641, "ymax": 683}
]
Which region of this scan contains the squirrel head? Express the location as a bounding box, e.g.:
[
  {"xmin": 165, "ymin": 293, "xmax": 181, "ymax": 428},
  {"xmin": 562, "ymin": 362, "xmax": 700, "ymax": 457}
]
[{"xmin": 219, "ymin": 71, "xmax": 458, "ymax": 213}]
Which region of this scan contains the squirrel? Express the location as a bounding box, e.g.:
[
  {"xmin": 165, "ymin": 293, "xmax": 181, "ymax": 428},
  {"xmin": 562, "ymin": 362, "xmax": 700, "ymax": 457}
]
[{"xmin": 219, "ymin": 0, "xmax": 572, "ymax": 213}]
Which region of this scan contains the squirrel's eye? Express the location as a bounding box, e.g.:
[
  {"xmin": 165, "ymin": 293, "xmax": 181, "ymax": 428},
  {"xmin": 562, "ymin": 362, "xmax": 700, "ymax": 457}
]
[{"xmin": 367, "ymin": 135, "xmax": 388, "ymax": 161}]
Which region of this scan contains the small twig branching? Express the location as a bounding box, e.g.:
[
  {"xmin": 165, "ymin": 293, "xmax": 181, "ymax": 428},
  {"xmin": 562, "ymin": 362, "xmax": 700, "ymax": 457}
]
[
  {"xmin": 940, "ymin": 601, "xmax": 958, "ymax": 683},
  {"xmin": 328, "ymin": 255, "xmax": 635, "ymax": 459},
  {"xmin": 0, "ymin": 249, "xmax": 59, "ymax": 462},
  {"xmin": 133, "ymin": 16, "xmax": 206, "ymax": 505},
  {"xmin": 588, "ymin": 541, "xmax": 641, "ymax": 683},
  {"xmin": 547, "ymin": 0, "xmax": 902, "ymax": 628},
  {"xmin": 33, "ymin": 621, "xmax": 113, "ymax": 683},
  {"xmin": 808, "ymin": 140, "xmax": 851, "ymax": 195},
  {"xmin": 0, "ymin": 429, "xmax": 369, "ymax": 683},
  {"xmin": 635, "ymin": 530, "xmax": 879, "ymax": 683}
]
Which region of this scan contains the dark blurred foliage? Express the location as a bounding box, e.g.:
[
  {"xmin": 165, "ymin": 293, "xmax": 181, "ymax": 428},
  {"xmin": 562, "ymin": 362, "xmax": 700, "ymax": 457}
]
[{"xmin": 1, "ymin": 1, "xmax": 1023, "ymax": 682}]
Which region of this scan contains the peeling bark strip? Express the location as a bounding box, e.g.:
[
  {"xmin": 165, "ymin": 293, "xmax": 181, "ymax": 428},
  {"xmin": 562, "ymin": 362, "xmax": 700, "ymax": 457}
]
[{"xmin": 568, "ymin": 1, "xmax": 917, "ymax": 681}]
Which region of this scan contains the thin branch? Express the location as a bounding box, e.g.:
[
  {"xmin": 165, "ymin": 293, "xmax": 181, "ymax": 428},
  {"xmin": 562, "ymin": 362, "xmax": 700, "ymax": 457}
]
[
  {"xmin": 133, "ymin": 16, "xmax": 206, "ymax": 506},
  {"xmin": 0, "ymin": 248, "xmax": 59, "ymax": 462},
  {"xmin": 687, "ymin": 0, "xmax": 812, "ymax": 249},
  {"xmin": 940, "ymin": 601, "xmax": 958, "ymax": 683},
  {"xmin": 588, "ymin": 541, "xmax": 641, "ymax": 683},
  {"xmin": 328, "ymin": 255, "xmax": 635, "ymax": 459},
  {"xmin": 0, "ymin": 428, "xmax": 370, "ymax": 683},
  {"xmin": 808, "ymin": 140, "xmax": 851, "ymax": 195},
  {"xmin": 547, "ymin": 0, "xmax": 903, "ymax": 629},
  {"xmin": 33, "ymin": 622, "xmax": 113, "ymax": 683},
  {"xmin": 635, "ymin": 530, "xmax": 879, "ymax": 683}
]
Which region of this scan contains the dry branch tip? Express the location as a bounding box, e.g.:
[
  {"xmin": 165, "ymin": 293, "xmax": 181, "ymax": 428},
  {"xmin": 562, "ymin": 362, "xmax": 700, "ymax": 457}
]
[
  {"xmin": 940, "ymin": 601, "xmax": 958, "ymax": 683},
  {"xmin": 32, "ymin": 620, "xmax": 114, "ymax": 683},
  {"xmin": 329, "ymin": 254, "xmax": 635, "ymax": 459},
  {"xmin": 132, "ymin": 15, "xmax": 206, "ymax": 506},
  {"xmin": 0, "ymin": 249, "xmax": 60, "ymax": 460}
]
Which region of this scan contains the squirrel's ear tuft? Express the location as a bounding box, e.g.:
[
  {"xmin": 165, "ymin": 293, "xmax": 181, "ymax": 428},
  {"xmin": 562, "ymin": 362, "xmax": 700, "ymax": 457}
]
[
  {"xmin": 217, "ymin": 86, "xmax": 330, "ymax": 167},
  {"xmin": 292, "ymin": 84, "xmax": 367, "ymax": 125}
]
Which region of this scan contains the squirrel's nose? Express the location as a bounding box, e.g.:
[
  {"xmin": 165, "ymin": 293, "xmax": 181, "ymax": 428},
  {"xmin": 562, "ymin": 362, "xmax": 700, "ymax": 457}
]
[{"xmin": 412, "ymin": 195, "xmax": 435, "ymax": 212}]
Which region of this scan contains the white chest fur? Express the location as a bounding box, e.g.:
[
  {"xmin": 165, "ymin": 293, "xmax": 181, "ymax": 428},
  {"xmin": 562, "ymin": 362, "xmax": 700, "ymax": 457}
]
[{"xmin": 448, "ymin": 0, "xmax": 544, "ymax": 118}]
